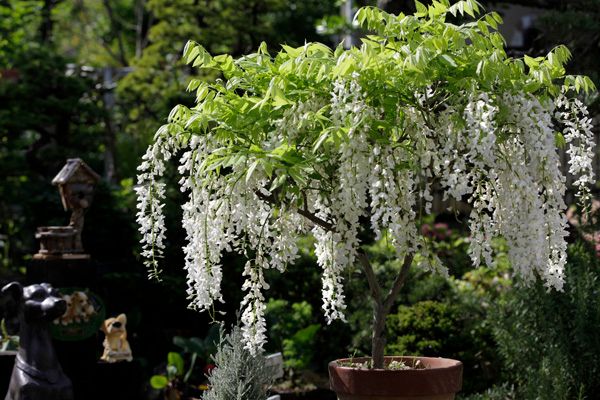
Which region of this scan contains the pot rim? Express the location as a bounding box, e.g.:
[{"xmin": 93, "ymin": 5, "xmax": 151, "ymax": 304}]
[
  {"xmin": 330, "ymin": 355, "xmax": 462, "ymax": 371},
  {"xmin": 329, "ymin": 356, "xmax": 463, "ymax": 396}
]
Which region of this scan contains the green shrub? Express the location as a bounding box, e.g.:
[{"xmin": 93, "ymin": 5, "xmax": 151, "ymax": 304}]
[
  {"xmin": 385, "ymin": 295, "xmax": 501, "ymax": 394},
  {"xmin": 386, "ymin": 300, "xmax": 460, "ymax": 356},
  {"xmin": 265, "ymin": 299, "xmax": 320, "ymax": 370},
  {"xmin": 489, "ymin": 241, "xmax": 600, "ymax": 399},
  {"xmin": 383, "ymin": 236, "xmax": 511, "ymax": 394}
]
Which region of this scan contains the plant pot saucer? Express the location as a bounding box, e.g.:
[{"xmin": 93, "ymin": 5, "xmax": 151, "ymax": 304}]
[{"xmin": 329, "ymin": 356, "xmax": 462, "ymax": 400}]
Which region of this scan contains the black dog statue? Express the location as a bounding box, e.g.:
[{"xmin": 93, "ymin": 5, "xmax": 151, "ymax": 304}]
[{"xmin": 1, "ymin": 282, "xmax": 73, "ymax": 400}]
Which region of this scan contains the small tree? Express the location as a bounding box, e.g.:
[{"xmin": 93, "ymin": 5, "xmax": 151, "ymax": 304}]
[{"xmin": 136, "ymin": 0, "xmax": 596, "ymax": 369}]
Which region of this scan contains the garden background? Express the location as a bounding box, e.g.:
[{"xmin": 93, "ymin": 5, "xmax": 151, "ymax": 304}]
[{"xmin": 1, "ymin": 0, "xmax": 599, "ymax": 399}]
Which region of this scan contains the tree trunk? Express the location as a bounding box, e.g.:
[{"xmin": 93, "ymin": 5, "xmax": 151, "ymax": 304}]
[
  {"xmin": 40, "ymin": 0, "xmax": 56, "ymax": 43},
  {"xmin": 358, "ymin": 251, "xmax": 413, "ymax": 369},
  {"xmin": 371, "ymin": 303, "xmax": 387, "ymax": 369},
  {"xmin": 102, "ymin": 68, "xmax": 118, "ymax": 184},
  {"xmin": 135, "ymin": 0, "xmax": 147, "ymax": 58}
]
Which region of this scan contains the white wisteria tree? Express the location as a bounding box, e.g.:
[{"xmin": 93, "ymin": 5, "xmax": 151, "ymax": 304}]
[{"xmin": 136, "ymin": 0, "xmax": 596, "ymax": 369}]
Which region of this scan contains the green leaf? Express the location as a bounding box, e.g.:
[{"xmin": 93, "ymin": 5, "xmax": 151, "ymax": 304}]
[
  {"xmin": 281, "ymin": 44, "xmax": 302, "ymax": 57},
  {"xmin": 477, "ymin": 20, "xmax": 489, "ymax": 35},
  {"xmin": 168, "ymin": 352, "xmax": 185, "ymax": 376},
  {"xmin": 288, "ymin": 167, "xmax": 307, "ymax": 186},
  {"xmin": 464, "ymin": 1, "xmax": 475, "ymax": 17},
  {"xmin": 333, "ymin": 53, "xmax": 355, "ymax": 76},
  {"xmin": 271, "ymin": 83, "xmax": 292, "ymax": 106},
  {"xmin": 246, "ymin": 160, "xmax": 260, "ymax": 183},
  {"xmin": 429, "ymin": 1, "xmax": 447, "ymax": 18},
  {"xmin": 449, "ymin": 1, "xmax": 464, "ymax": 16},
  {"xmin": 150, "ymin": 375, "xmax": 169, "ymax": 389},
  {"xmin": 183, "ymin": 40, "xmax": 199, "ymax": 63},
  {"xmin": 184, "ymin": 353, "xmax": 197, "ymax": 383},
  {"xmin": 291, "ymin": 324, "xmax": 320, "ymax": 343},
  {"xmin": 191, "ymin": 46, "xmax": 215, "ymax": 68},
  {"xmin": 355, "ymin": 8, "xmax": 368, "ymax": 27},
  {"xmin": 214, "ymin": 54, "xmax": 236, "ymax": 75},
  {"xmin": 440, "ymin": 54, "xmax": 457, "ymax": 67},
  {"xmin": 524, "ymin": 55, "xmax": 540, "ymax": 69},
  {"xmin": 187, "ymin": 78, "xmax": 202, "ymax": 92},
  {"xmin": 584, "ymin": 76, "xmax": 597, "ymax": 92},
  {"xmin": 313, "ymin": 130, "xmax": 330, "ymax": 152},
  {"xmin": 262, "ymin": 158, "xmax": 274, "ymax": 177},
  {"xmin": 484, "ymin": 13, "xmax": 498, "ymax": 30},
  {"xmin": 414, "ymin": 1, "xmax": 427, "ymax": 17},
  {"xmin": 195, "ymin": 85, "xmax": 211, "ymax": 103},
  {"xmin": 269, "ymin": 174, "xmax": 287, "ymax": 192},
  {"xmin": 258, "ymin": 41, "xmax": 270, "ymax": 55}
]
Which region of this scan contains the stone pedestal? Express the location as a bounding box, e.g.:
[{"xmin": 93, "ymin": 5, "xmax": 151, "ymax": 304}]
[
  {"xmin": 27, "ymin": 256, "xmax": 95, "ymax": 288},
  {"xmin": 92, "ymin": 360, "xmax": 143, "ymax": 400}
]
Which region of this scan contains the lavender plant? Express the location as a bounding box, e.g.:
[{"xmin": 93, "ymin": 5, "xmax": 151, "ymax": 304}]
[
  {"xmin": 136, "ymin": 0, "xmax": 596, "ymax": 369},
  {"xmin": 202, "ymin": 325, "xmax": 274, "ymax": 400}
]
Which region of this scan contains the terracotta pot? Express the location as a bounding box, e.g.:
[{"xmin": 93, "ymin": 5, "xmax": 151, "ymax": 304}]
[{"xmin": 328, "ymin": 356, "xmax": 462, "ymax": 400}]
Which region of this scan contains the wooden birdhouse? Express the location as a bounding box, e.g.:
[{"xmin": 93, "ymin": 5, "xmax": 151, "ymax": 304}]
[
  {"xmin": 52, "ymin": 158, "xmax": 101, "ymax": 212},
  {"xmin": 35, "ymin": 159, "xmax": 101, "ymax": 258}
]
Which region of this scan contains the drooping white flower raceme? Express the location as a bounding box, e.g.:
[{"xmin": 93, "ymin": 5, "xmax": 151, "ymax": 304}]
[
  {"xmin": 434, "ymin": 92, "xmax": 573, "ymax": 290},
  {"xmin": 178, "ymin": 135, "xmax": 228, "ymax": 310},
  {"xmin": 135, "ymin": 126, "xmax": 182, "ymax": 280},
  {"xmin": 312, "ymin": 76, "xmax": 373, "ymax": 323},
  {"xmin": 555, "ymin": 94, "xmax": 596, "ymax": 207},
  {"xmin": 136, "ymin": 68, "xmax": 595, "ymax": 353}
]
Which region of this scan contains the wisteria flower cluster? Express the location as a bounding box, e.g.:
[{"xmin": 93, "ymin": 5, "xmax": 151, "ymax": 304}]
[{"xmin": 136, "ymin": 0, "xmax": 596, "ymax": 357}]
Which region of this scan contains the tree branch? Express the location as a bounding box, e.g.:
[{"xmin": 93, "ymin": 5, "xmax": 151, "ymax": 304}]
[
  {"xmin": 254, "ymin": 190, "xmax": 334, "ymax": 231},
  {"xmin": 103, "ymin": 0, "xmax": 129, "ymax": 66},
  {"xmin": 383, "ymin": 253, "xmax": 414, "ymax": 313},
  {"xmin": 357, "ymin": 251, "xmax": 383, "ymax": 306}
]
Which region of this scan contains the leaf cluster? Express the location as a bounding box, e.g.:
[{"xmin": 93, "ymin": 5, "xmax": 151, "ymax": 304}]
[
  {"xmin": 150, "ymin": 324, "xmax": 220, "ymax": 391},
  {"xmin": 166, "ymin": 0, "xmax": 595, "ymax": 212},
  {"xmin": 0, "ymin": 0, "xmax": 41, "ymax": 68}
]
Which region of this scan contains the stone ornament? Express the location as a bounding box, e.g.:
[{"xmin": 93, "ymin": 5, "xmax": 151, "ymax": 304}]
[
  {"xmin": 0, "ymin": 282, "xmax": 73, "ymax": 400},
  {"xmin": 100, "ymin": 314, "xmax": 133, "ymax": 363}
]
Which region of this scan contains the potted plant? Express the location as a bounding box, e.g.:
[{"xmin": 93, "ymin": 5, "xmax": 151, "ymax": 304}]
[{"xmin": 135, "ymin": 0, "xmax": 595, "ymax": 398}]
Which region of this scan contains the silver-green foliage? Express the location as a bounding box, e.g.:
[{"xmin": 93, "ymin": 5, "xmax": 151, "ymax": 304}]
[{"xmin": 202, "ymin": 325, "xmax": 274, "ymax": 400}]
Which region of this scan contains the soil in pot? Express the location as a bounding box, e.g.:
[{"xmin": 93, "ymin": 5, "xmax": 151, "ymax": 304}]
[{"xmin": 329, "ymin": 356, "xmax": 462, "ymax": 400}]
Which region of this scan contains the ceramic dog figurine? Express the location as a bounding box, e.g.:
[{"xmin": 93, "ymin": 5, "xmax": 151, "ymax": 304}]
[
  {"xmin": 100, "ymin": 313, "xmax": 132, "ymax": 363},
  {"xmin": 0, "ymin": 282, "xmax": 73, "ymax": 400},
  {"xmin": 54, "ymin": 291, "xmax": 95, "ymax": 326}
]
